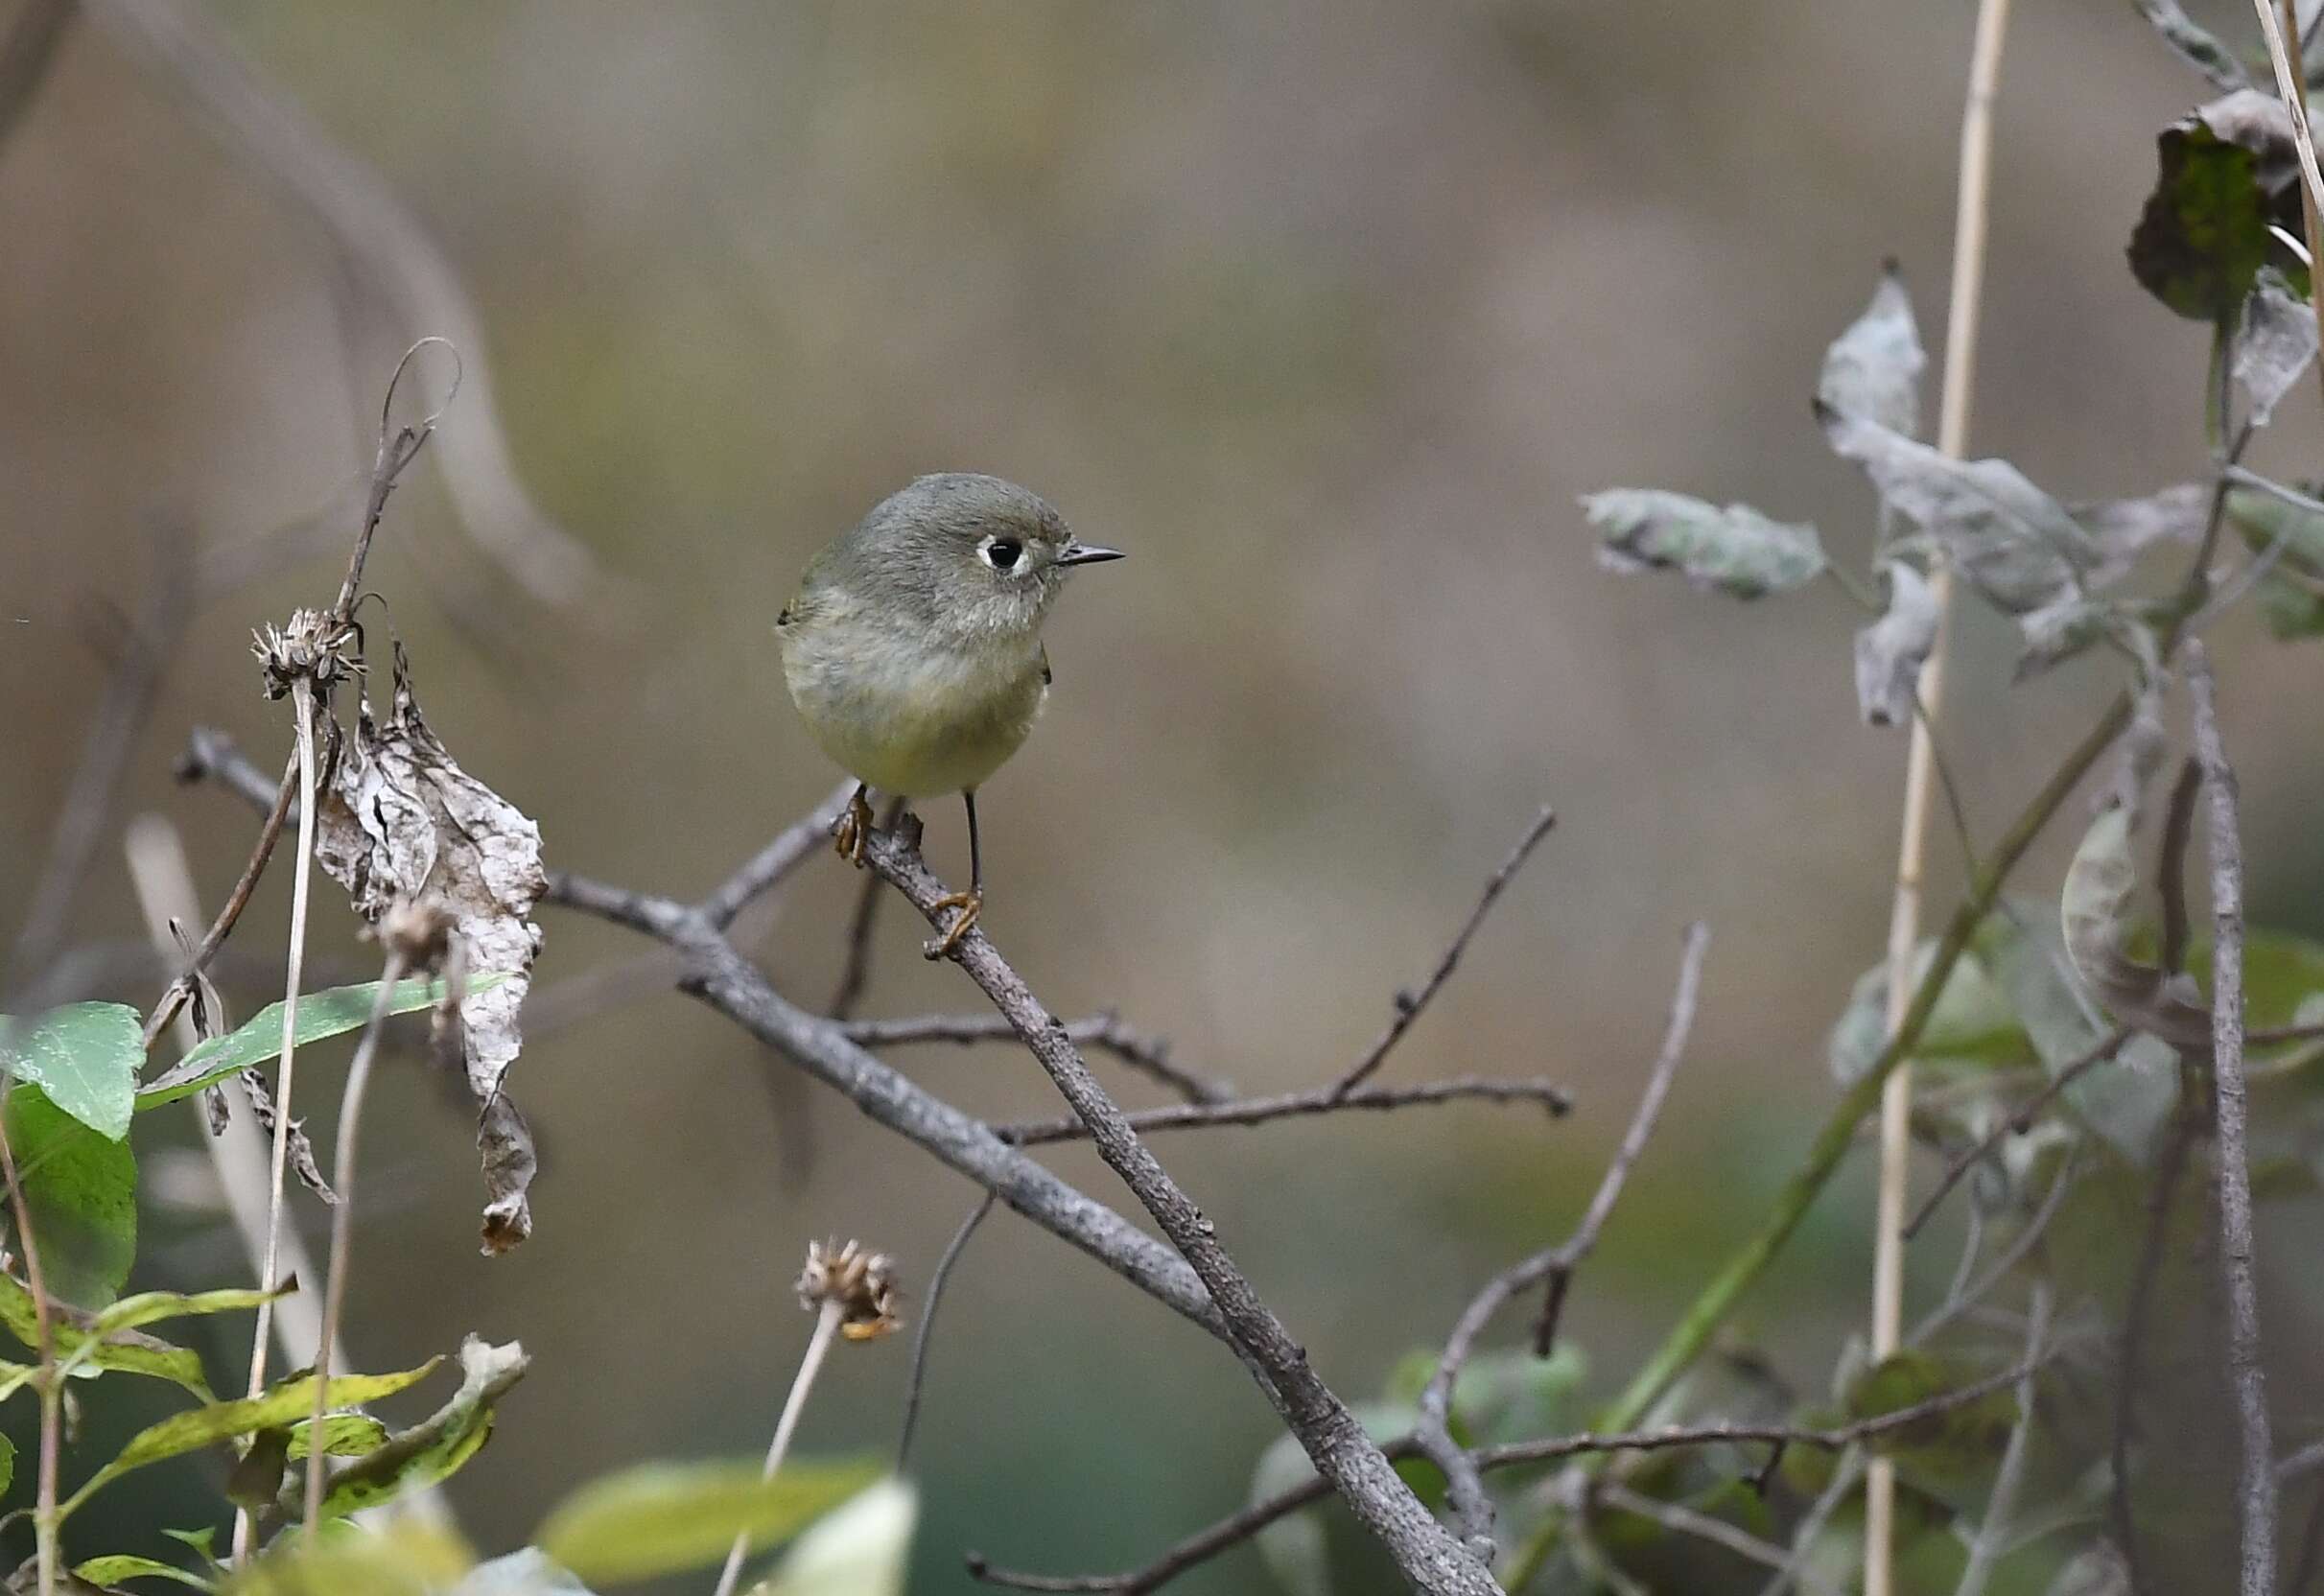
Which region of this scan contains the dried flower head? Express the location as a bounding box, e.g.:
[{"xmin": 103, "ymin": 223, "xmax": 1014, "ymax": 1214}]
[
  {"xmin": 251, "ymin": 607, "xmax": 355, "ymax": 699},
  {"xmin": 796, "ymin": 1238, "xmax": 903, "ymax": 1341}
]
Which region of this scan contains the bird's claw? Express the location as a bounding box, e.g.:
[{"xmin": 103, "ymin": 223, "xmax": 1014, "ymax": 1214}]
[
  {"xmin": 833, "ymin": 788, "xmax": 876, "ymax": 867},
  {"xmin": 923, "ymin": 889, "xmax": 983, "ymax": 959}
]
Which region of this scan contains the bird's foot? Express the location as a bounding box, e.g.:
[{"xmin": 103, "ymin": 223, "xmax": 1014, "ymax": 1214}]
[
  {"xmin": 833, "ymin": 787, "xmax": 876, "ymax": 867},
  {"xmin": 923, "ymin": 889, "xmax": 983, "ymax": 959}
]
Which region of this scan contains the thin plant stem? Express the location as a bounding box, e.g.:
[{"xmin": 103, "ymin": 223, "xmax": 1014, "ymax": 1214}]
[
  {"xmin": 0, "ymin": 1096, "xmax": 59, "ymax": 1596},
  {"xmin": 236, "ymin": 674, "xmax": 321, "ymax": 1563},
  {"xmin": 305, "ymin": 949, "xmax": 409, "ymax": 1527},
  {"xmin": 714, "ymin": 1300, "xmax": 844, "ymax": 1596},
  {"xmin": 1866, "ymin": 2, "xmax": 2010, "ymax": 1589}
]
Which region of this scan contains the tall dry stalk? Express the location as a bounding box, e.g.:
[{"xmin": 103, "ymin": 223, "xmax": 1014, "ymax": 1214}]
[{"xmin": 1865, "ymin": 0, "xmax": 2012, "ymax": 1589}]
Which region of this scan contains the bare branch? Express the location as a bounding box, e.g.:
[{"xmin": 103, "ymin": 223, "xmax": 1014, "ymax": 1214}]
[
  {"xmin": 847, "ymin": 1012, "xmax": 1228, "ymax": 1107},
  {"xmin": 85, "ymin": 0, "xmax": 601, "ymax": 609},
  {"xmin": 1329, "ymin": 806, "xmax": 1555, "ymax": 1097},
  {"xmin": 859, "ymin": 820, "xmax": 1500, "ymax": 1594},
  {"xmin": 2158, "ymin": 757, "xmax": 2204, "ymax": 975},
  {"xmin": 7, "ymin": 529, "xmax": 193, "ymax": 999},
  {"xmin": 2189, "ymin": 640, "xmax": 2279, "ymax": 1596},
  {"xmin": 996, "ymin": 1076, "xmax": 1568, "ymax": 1147},
  {"xmin": 2131, "ymin": 0, "xmax": 2257, "ymax": 92}
]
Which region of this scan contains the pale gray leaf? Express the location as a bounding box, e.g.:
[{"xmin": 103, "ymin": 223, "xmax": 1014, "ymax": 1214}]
[
  {"xmin": 2108, "ymin": 675, "xmax": 2171, "ymax": 823},
  {"xmin": 313, "ymin": 644, "xmax": 545, "ymax": 1252},
  {"xmin": 1585, "ymin": 489, "xmax": 1825, "ymax": 598},
  {"xmin": 2071, "ymin": 483, "xmax": 2209, "ymax": 568},
  {"xmin": 1819, "ymin": 262, "xmax": 1925, "ymax": 437},
  {"xmin": 2014, "ymin": 597, "xmax": 2146, "ymax": 680},
  {"xmin": 2129, "ymin": 0, "xmax": 2253, "ymax": 94},
  {"xmin": 1990, "ymin": 910, "xmax": 2178, "ymax": 1165},
  {"xmin": 1816, "ymin": 404, "xmax": 2098, "ymax": 612},
  {"xmin": 2235, "ymin": 268, "xmax": 2317, "ymax": 428},
  {"xmin": 2059, "ymin": 810, "xmax": 2212, "ymax": 1050},
  {"xmin": 1853, "ymin": 560, "xmax": 1938, "ymax": 726}
]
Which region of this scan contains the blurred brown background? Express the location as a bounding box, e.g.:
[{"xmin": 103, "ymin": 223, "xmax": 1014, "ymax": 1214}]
[{"xmin": 4, "ymin": 0, "xmax": 2322, "ymax": 1589}]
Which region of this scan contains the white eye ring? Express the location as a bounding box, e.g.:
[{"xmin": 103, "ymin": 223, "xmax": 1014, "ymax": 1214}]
[{"xmin": 978, "ymin": 534, "xmax": 1026, "ymax": 573}]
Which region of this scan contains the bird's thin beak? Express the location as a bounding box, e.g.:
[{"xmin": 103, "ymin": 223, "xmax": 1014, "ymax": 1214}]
[{"xmin": 1058, "ymin": 541, "xmax": 1126, "ymax": 567}]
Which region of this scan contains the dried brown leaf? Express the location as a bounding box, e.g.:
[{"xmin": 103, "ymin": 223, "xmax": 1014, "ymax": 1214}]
[{"xmin": 313, "ymin": 645, "xmax": 546, "ymax": 1252}]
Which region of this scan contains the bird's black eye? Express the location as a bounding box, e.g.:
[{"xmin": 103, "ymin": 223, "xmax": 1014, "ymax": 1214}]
[{"xmin": 984, "ymin": 537, "xmax": 1023, "ymax": 571}]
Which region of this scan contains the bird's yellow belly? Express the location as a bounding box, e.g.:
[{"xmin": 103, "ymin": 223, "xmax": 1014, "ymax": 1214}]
[{"xmin": 783, "ymin": 623, "xmax": 1047, "ymax": 797}]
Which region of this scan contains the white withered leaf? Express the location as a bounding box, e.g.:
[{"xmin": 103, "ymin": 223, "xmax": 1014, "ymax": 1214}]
[
  {"xmin": 1819, "ymin": 261, "xmax": 1925, "ymax": 437},
  {"xmin": 1585, "ymin": 489, "xmax": 1826, "ymax": 598},
  {"xmin": 1852, "ymin": 560, "xmax": 1938, "ymax": 727}
]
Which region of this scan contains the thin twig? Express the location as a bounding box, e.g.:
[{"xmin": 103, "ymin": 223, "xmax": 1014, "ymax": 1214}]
[
  {"xmin": 1910, "ymin": 1142, "xmax": 2078, "ymax": 1349},
  {"xmin": 845, "ymin": 1012, "xmax": 1228, "ymax": 1107},
  {"xmin": 305, "ymin": 948, "xmax": 408, "ymax": 1527},
  {"xmin": 1950, "ymin": 1283, "xmax": 2050, "ymax": 1596},
  {"xmin": 712, "ymin": 1300, "xmax": 844, "ymax": 1596},
  {"xmin": 898, "ymin": 1191, "xmax": 997, "ymax": 1469},
  {"xmin": 236, "ymin": 676, "xmax": 321, "ymax": 1564},
  {"xmin": 2190, "ymin": 641, "xmax": 2278, "ymax": 1596},
  {"xmin": 968, "ymin": 1353, "xmax": 2051, "ymax": 1596},
  {"xmin": 1595, "ymin": 1482, "xmax": 1841, "ymax": 1594},
  {"xmin": 1868, "ymin": 2, "xmax": 2011, "ymax": 1587},
  {"xmin": 1328, "ymin": 806, "xmax": 1555, "ymax": 1097},
  {"xmin": 2110, "ymin": 1099, "xmax": 2195, "ymax": 1596},
  {"xmin": 2158, "ymin": 757, "xmax": 2204, "ymax": 976},
  {"xmin": 145, "ymin": 747, "xmax": 298, "ymax": 1048},
  {"xmin": 1902, "ymin": 1027, "xmax": 2127, "ymax": 1240},
  {"xmin": 997, "ymin": 1075, "xmax": 1569, "ymax": 1147}
]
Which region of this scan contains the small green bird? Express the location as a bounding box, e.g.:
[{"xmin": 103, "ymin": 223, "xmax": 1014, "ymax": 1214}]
[{"xmin": 777, "ymin": 473, "xmax": 1124, "ymax": 953}]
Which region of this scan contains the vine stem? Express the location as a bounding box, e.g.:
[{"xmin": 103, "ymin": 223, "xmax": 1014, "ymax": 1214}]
[
  {"xmin": 713, "ymin": 1300, "xmax": 844, "ymax": 1596},
  {"xmin": 235, "ymin": 674, "xmax": 321, "ymax": 1563},
  {"xmin": 1865, "ymin": 0, "xmax": 2010, "ymax": 1589}
]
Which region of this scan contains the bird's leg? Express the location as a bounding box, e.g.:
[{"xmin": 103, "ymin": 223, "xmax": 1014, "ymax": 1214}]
[
  {"xmin": 833, "ymin": 783, "xmax": 875, "ymax": 867},
  {"xmin": 925, "ymin": 789, "xmax": 985, "ymax": 958}
]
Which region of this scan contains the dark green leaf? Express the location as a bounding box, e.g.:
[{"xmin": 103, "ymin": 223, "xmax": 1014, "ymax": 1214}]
[
  {"xmin": 0, "ymin": 1003, "xmax": 142, "ymax": 1140},
  {"xmin": 136, "ymin": 975, "xmax": 503, "ymax": 1112},
  {"xmin": 5, "ymin": 1085, "xmax": 137, "ymax": 1308},
  {"xmin": 2227, "ymin": 482, "xmax": 2324, "ymax": 576},
  {"xmin": 60, "ymin": 1359, "xmax": 441, "ymax": 1520},
  {"xmin": 1585, "ymin": 490, "xmax": 1825, "ymax": 598},
  {"xmin": 225, "ymin": 1425, "xmax": 292, "ymax": 1512},
  {"xmin": 2129, "ymin": 90, "xmax": 2304, "ymax": 320},
  {"xmin": 290, "ymin": 1412, "xmax": 391, "ymax": 1461},
  {"xmin": 535, "ymin": 1458, "xmax": 880, "ymax": 1585}
]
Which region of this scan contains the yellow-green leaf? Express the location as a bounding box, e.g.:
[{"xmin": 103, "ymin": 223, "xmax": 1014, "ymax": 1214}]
[{"xmin": 537, "ymin": 1458, "xmax": 880, "ymax": 1585}]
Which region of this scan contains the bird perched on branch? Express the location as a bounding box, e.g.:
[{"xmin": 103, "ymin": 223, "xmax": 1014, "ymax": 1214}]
[{"xmin": 777, "ymin": 474, "xmax": 1124, "ymax": 954}]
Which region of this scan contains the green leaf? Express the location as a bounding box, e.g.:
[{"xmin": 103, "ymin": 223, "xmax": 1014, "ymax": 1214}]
[
  {"xmin": 1828, "ymin": 937, "xmax": 2024, "ymax": 1085},
  {"xmin": 2227, "ymin": 482, "xmax": 2324, "ymax": 577},
  {"xmin": 2235, "ymin": 268, "xmax": 2317, "ymax": 428},
  {"xmin": 535, "ymin": 1458, "xmax": 880, "ymax": 1585},
  {"xmin": 2256, "ymin": 569, "xmax": 2324, "ymax": 638},
  {"xmin": 72, "ymin": 1554, "xmax": 213, "ymax": 1589},
  {"xmin": 0, "ymin": 1003, "xmax": 142, "ymax": 1139},
  {"xmin": 290, "ymin": 1412, "xmax": 391, "ymax": 1462},
  {"xmin": 136, "ymin": 975, "xmax": 503, "ymax": 1112},
  {"xmin": 233, "ymin": 1521, "xmax": 476, "ymax": 1594},
  {"xmin": 2130, "ymin": 93, "xmax": 2303, "ymax": 320},
  {"xmin": 91, "ymin": 1284, "xmax": 286, "ymax": 1340},
  {"xmin": 0, "ymin": 1269, "xmax": 207, "ymax": 1396},
  {"xmin": 5, "ymin": 1085, "xmax": 136, "ymax": 1307},
  {"xmin": 1844, "ymin": 1350, "xmax": 2020, "ymax": 1497},
  {"xmin": 1585, "ymin": 490, "xmax": 1826, "ymax": 598},
  {"xmin": 60, "ymin": 1358, "xmax": 441, "ymax": 1520},
  {"xmin": 747, "ymin": 1477, "xmax": 918, "ymax": 1596},
  {"xmin": 319, "ymin": 1337, "xmax": 528, "ymax": 1521}
]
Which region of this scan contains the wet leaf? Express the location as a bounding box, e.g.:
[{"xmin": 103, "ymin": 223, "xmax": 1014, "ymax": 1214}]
[
  {"xmin": 2129, "ymin": 90, "xmax": 2305, "ymax": 320},
  {"xmin": 535, "ymin": 1458, "xmax": 880, "ymax": 1585},
  {"xmin": 312, "ymin": 645, "xmax": 545, "ymax": 1252},
  {"xmin": 2236, "ymin": 268, "xmax": 2318, "ymax": 426},
  {"xmin": 137, "ymin": 976, "xmax": 501, "ymax": 1111},
  {"xmin": 4, "ymin": 1086, "xmax": 136, "ymax": 1308},
  {"xmin": 0, "ymin": 1004, "xmax": 141, "ymax": 1140},
  {"xmin": 1817, "ymin": 404, "xmax": 2098, "ymax": 612},
  {"xmin": 1854, "ymin": 561, "xmax": 1939, "ymax": 726},
  {"xmin": 1819, "ymin": 262, "xmax": 1924, "ymax": 437},
  {"xmin": 1585, "ymin": 490, "xmax": 1826, "ymax": 598},
  {"xmin": 747, "ymin": 1477, "xmax": 918, "ymax": 1596}
]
